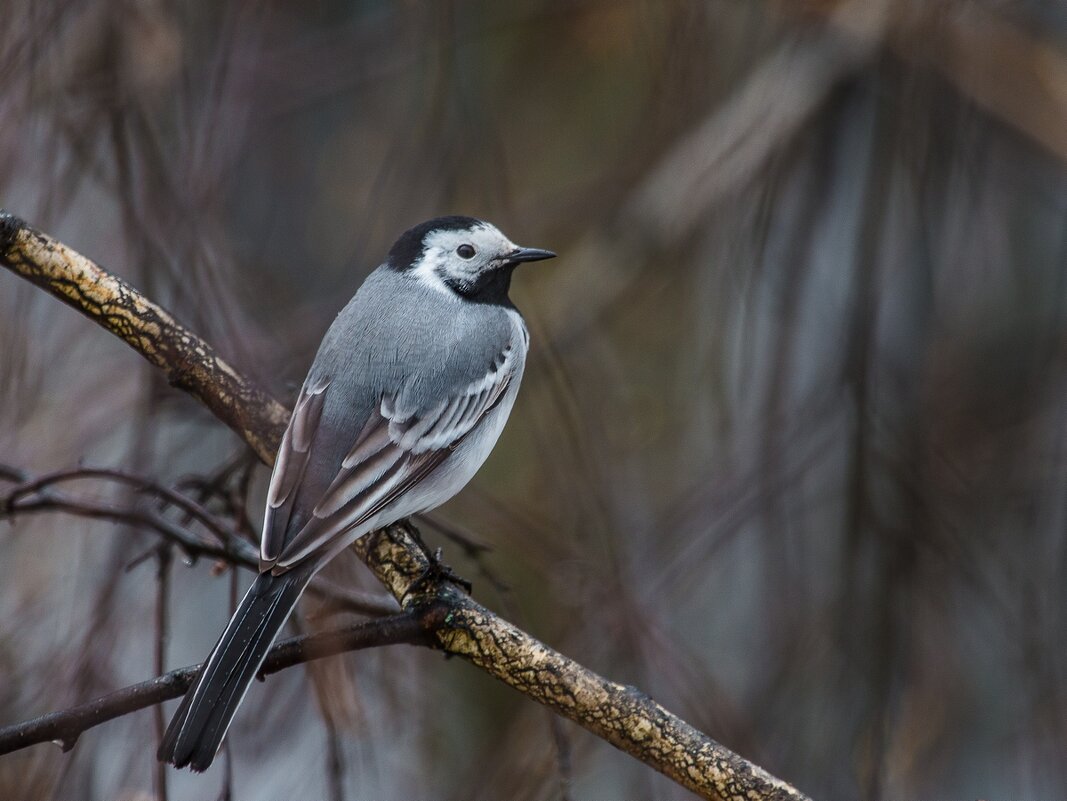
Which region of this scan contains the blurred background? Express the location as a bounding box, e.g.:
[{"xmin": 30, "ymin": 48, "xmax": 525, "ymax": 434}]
[{"xmin": 2, "ymin": 1, "xmax": 1067, "ymax": 799}]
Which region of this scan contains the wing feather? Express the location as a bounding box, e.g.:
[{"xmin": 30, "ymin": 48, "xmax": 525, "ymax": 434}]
[
  {"xmin": 270, "ymin": 347, "xmax": 518, "ymax": 570},
  {"xmin": 260, "ymin": 380, "xmax": 329, "ymax": 564},
  {"xmin": 314, "ymin": 444, "xmax": 402, "ymax": 519}
]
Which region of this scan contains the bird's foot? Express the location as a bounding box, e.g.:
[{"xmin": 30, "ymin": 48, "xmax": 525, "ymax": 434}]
[{"xmin": 407, "ymin": 546, "xmax": 473, "ymax": 598}]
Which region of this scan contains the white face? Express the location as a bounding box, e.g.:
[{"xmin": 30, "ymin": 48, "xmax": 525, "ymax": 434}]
[{"xmin": 412, "ymin": 222, "xmax": 519, "ymax": 296}]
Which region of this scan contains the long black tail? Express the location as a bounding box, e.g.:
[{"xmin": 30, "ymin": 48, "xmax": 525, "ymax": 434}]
[{"xmin": 158, "ymin": 568, "xmax": 312, "ymax": 771}]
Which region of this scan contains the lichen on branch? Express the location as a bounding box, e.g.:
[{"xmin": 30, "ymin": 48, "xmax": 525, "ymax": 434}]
[
  {"xmin": 352, "ymin": 524, "xmax": 807, "ymax": 801},
  {"xmin": 0, "ymin": 211, "xmax": 289, "ymax": 464}
]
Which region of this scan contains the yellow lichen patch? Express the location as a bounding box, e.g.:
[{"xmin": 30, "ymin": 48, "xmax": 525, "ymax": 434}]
[{"xmin": 630, "ymin": 715, "xmax": 654, "ymax": 742}]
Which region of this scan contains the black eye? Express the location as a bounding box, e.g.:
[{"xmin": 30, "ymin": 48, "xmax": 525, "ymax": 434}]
[{"xmin": 457, "ymin": 244, "xmax": 476, "ymax": 259}]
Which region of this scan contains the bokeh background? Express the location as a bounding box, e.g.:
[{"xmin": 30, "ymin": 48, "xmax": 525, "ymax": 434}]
[{"xmin": 2, "ymin": 1, "xmax": 1067, "ymax": 799}]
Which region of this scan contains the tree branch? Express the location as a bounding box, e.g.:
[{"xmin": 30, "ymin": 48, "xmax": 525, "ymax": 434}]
[
  {"xmin": 0, "ymin": 213, "xmax": 289, "ymax": 463},
  {"xmin": 0, "ymin": 613, "xmax": 424, "ymax": 755},
  {"xmin": 357, "ymin": 523, "xmax": 807, "ymax": 801},
  {"xmin": 0, "ymin": 210, "xmax": 811, "ymax": 801}
]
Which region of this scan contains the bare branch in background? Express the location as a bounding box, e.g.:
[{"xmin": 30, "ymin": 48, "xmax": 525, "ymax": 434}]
[
  {"xmin": 628, "ymin": 0, "xmax": 890, "ymax": 242},
  {"xmin": 153, "ymin": 545, "xmax": 172, "ymax": 801},
  {"xmin": 786, "ymin": 0, "xmax": 1067, "ymax": 166},
  {"xmin": 0, "ymin": 613, "xmax": 425, "ymax": 756},
  {"xmin": 0, "ymin": 464, "xmax": 398, "ymax": 618},
  {"xmin": 0, "ymin": 211, "xmax": 810, "ymax": 801}
]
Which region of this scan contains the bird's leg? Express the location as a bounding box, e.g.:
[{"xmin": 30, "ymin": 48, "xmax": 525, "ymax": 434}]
[
  {"xmin": 427, "ymin": 546, "xmax": 473, "ymax": 595},
  {"xmin": 401, "ymin": 523, "xmax": 473, "ymax": 597}
]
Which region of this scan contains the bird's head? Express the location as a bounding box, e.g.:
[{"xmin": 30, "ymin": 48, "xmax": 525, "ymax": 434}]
[{"xmin": 387, "ymin": 216, "xmax": 555, "ymax": 305}]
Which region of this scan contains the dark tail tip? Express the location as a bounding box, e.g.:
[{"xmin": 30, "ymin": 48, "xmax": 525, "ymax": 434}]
[{"xmin": 158, "ymin": 570, "xmax": 308, "ymax": 771}]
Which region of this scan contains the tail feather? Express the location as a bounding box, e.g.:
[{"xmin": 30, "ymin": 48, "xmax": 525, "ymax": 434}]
[{"xmin": 158, "ymin": 569, "xmax": 311, "ymax": 771}]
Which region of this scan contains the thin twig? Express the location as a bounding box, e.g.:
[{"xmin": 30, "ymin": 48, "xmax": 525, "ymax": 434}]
[
  {"xmin": 549, "ymin": 714, "xmax": 574, "ymax": 801},
  {"xmin": 0, "ymin": 613, "xmax": 425, "ymax": 756},
  {"xmin": 154, "ymin": 545, "xmax": 172, "ymax": 801},
  {"xmin": 0, "ymin": 466, "xmax": 397, "ymax": 617},
  {"xmin": 291, "ymin": 614, "xmax": 348, "ymax": 801},
  {"xmin": 5, "ymin": 466, "xmax": 239, "ymax": 548},
  {"xmin": 219, "ymin": 557, "xmax": 239, "ymax": 801}
]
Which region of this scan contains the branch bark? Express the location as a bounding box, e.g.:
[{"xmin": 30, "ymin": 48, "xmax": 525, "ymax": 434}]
[
  {"xmin": 0, "ymin": 613, "xmax": 424, "ymax": 755},
  {"xmin": 0, "ymin": 213, "xmax": 289, "ymax": 463},
  {"xmin": 0, "ymin": 210, "xmax": 811, "ymax": 801},
  {"xmin": 357, "ymin": 524, "xmax": 806, "ymax": 801}
]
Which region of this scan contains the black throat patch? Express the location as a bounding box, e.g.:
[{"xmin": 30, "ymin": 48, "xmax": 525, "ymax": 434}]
[{"xmin": 441, "ymin": 262, "xmax": 518, "ymax": 308}]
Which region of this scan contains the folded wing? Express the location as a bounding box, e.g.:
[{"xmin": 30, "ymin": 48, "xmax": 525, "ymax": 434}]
[{"xmin": 260, "ymin": 341, "xmax": 520, "ymax": 572}]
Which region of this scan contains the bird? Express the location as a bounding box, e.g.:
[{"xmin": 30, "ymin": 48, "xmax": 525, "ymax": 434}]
[{"xmin": 158, "ymin": 216, "xmax": 555, "ymax": 771}]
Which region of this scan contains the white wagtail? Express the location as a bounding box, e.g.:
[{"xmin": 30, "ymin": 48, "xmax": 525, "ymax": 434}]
[{"xmin": 158, "ymin": 216, "xmax": 555, "ymax": 771}]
